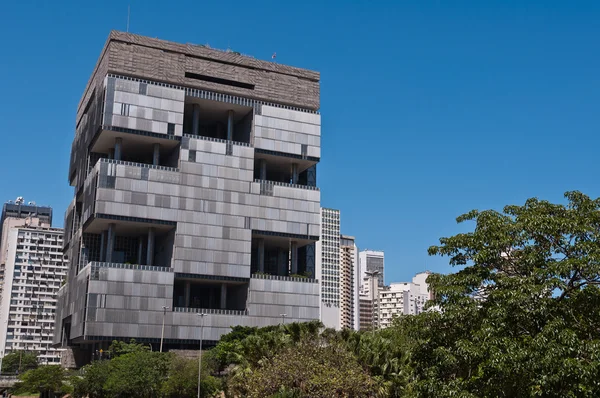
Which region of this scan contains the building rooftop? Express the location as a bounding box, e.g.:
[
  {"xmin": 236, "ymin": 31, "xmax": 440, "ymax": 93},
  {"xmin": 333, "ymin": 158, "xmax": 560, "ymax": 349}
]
[{"xmin": 78, "ymin": 30, "xmax": 321, "ymax": 123}]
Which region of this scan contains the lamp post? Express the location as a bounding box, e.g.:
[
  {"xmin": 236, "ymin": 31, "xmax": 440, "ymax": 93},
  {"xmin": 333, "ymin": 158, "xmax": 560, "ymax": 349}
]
[
  {"xmin": 365, "ymin": 270, "xmax": 381, "ymax": 333},
  {"xmin": 197, "ymin": 313, "xmax": 206, "ymax": 398},
  {"xmin": 280, "ymin": 313, "xmax": 287, "ymax": 325},
  {"xmin": 160, "ymin": 306, "xmax": 169, "ymax": 353}
]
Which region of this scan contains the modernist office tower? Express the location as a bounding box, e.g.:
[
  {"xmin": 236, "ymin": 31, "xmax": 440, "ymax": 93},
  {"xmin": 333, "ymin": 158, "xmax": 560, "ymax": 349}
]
[
  {"xmin": 359, "ymin": 250, "xmax": 385, "ymax": 287},
  {"xmin": 0, "ymin": 220, "xmax": 67, "ymax": 364},
  {"xmin": 339, "ymin": 235, "xmax": 359, "ymax": 330},
  {"xmin": 53, "ymin": 31, "xmax": 321, "ymax": 364},
  {"xmin": 316, "ymin": 208, "xmax": 340, "ymax": 329}
]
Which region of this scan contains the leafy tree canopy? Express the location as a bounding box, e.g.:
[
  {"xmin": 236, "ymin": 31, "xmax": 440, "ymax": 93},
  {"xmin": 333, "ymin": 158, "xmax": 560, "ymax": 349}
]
[
  {"xmin": 412, "ymin": 191, "xmax": 600, "ymax": 397},
  {"xmin": 1, "ymin": 351, "xmax": 38, "ymax": 374}
]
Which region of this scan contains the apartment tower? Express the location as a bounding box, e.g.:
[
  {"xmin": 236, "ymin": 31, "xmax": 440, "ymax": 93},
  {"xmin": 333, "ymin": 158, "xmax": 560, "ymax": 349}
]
[
  {"xmin": 317, "ymin": 208, "xmax": 340, "ymax": 329},
  {"xmin": 339, "ymin": 235, "xmax": 359, "ymax": 330},
  {"xmin": 0, "ymin": 203, "xmax": 67, "ymax": 365},
  {"xmin": 53, "ymin": 31, "xmax": 322, "ymax": 365}
]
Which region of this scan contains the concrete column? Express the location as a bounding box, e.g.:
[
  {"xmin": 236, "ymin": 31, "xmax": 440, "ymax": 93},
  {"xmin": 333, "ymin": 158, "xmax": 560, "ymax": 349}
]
[
  {"xmin": 290, "ymin": 241, "xmax": 298, "ymax": 274},
  {"xmin": 257, "ymin": 239, "xmax": 265, "ymax": 273},
  {"xmin": 114, "ymin": 138, "xmax": 123, "ymax": 161},
  {"xmin": 192, "ymin": 104, "xmax": 200, "ymax": 135},
  {"xmin": 137, "ymin": 237, "xmax": 144, "ymax": 265},
  {"xmin": 184, "ymin": 282, "xmax": 191, "ymax": 307},
  {"xmin": 220, "ymin": 284, "xmax": 227, "ymax": 309},
  {"xmin": 259, "ymin": 159, "xmax": 267, "ymax": 180},
  {"xmin": 106, "ymin": 224, "xmax": 116, "ymax": 263},
  {"xmin": 99, "ymin": 231, "xmax": 106, "ymax": 262},
  {"xmin": 227, "ymin": 110, "xmax": 234, "ymax": 141},
  {"xmin": 291, "ymin": 163, "xmax": 299, "ymax": 184},
  {"xmin": 147, "ymin": 228, "xmax": 155, "ymax": 266},
  {"xmin": 152, "ymin": 143, "xmax": 160, "ymax": 166}
]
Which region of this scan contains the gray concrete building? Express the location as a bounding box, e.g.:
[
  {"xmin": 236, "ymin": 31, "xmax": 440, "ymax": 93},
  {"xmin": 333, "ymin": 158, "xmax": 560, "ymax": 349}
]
[{"xmin": 53, "ymin": 31, "xmax": 322, "ymax": 365}]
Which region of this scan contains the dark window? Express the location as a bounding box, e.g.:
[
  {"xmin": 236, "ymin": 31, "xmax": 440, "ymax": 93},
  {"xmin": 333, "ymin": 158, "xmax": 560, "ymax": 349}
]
[
  {"xmin": 167, "ymin": 123, "xmax": 175, "ymax": 135},
  {"xmin": 184, "ymin": 72, "xmax": 255, "ymax": 90},
  {"xmin": 120, "ymin": 103, "xmax": 130, "ymax": 116},
  {"xmin": 188, "ymin": 150, "xmax": 196, "ymax": 162},
  {"xmin": 139, "ymin": 83, "xmax": 148, "ymax": 95}
]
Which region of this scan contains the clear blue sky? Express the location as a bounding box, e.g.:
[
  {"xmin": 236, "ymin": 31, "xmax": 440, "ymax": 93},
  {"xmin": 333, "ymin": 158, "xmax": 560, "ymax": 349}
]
[{"xmin": 1, "ymin": 0, "xmax": 599, "ymax": 284}]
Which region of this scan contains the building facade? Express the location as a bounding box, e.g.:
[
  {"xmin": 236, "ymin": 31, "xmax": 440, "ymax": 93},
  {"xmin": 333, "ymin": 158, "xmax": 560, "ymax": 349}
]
[
  {"xmin": 1, "ymin": 201, "xmax": 54, "ymax": 307},
  {"xmin": 358, "ymin": 272, "xmax": 381, "ymax": 331},
  {"xmin": 317, "ymin": 208, "xmax": 340, "ymax": 329},
  {"xmin": 53, "ymin": 31, "xmax": 322, "ymax": 365},
  {"xmin": 339, "ymin": 235, "xmax": 358, "ymax": 330},
  {"xmin": 0, "ymin": 223, "xmax": 66, "ymax": 365},
  {"xmin": 379, "ymin": 272, "xmax": 432, "ymax": 328},
  {"xmin": 359, "ymin": 250, "xmax": 384, "ymax": 287}
]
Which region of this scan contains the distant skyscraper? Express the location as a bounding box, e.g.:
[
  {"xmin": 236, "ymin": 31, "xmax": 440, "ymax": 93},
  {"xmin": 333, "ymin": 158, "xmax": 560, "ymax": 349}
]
[
  {"xmin": 339, "ymin": 235, "xmax": 359, "ymax": 330},
  {"xmin": 359, "ymin": 250, "xmax": 384, "ymax": 287},
  {"xmin": 379, "ymin": 271, "xmax": 432, "ymax": 328},
  {"xmin": 0, "ymin": 211, "xmax": 67, "ymax": 365},
  {"xmin": 317, "ymin": 208, "xmax": 341, "ymax": 329}
]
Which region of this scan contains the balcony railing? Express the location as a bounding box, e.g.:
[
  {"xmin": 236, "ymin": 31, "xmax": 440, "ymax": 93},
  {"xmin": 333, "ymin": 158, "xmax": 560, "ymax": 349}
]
[
  {"xmin": 99, "ymin": 158, "xmax": 179, "ymax": 172},
  {"xmin": 251, "ymin": 273, "xmax": 318, "ymax": 284},
  {"xmin": 184, "ymin": 133, "xmax": 250, "ymax": 147},
  {"xmin": 254, "ymin": 179, "xmax": 319, "ymax": 191},
  {"xmin": 173, "ymin": 307, "xmax": 248, "ymax": 316},
  {"xmin": 88, "ymin": 261, "xmax": 173, "ymax": 273}
]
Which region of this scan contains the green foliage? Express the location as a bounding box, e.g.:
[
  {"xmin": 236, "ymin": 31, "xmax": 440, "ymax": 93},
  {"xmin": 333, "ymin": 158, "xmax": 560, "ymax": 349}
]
[
  {"xmin": 104, "ymin": 351, "xmax": 171, "ymax": 398},
  {"xmin": 414, "ymin": 191, "xmax": 600, "ymax": 397},
  {"xmin": 231, "ymin": 339, "xmax": 376, "ymax": 398},
  {"xmin": 1, "ymin": 351, "xmax": 38, "ymax": 373},
  {"xmin": 11, "ymin": 365, "xmax": 71, "ymax": 395},
  {"xmin": 71, "ymin": 359, "xmax": 110, "ymax": 398},
  {"xmin": 108, "ymin": 338, "xmax": 150, "ymax": 357},
  {"xmin": 161, "ymin": 355, "xmax": 221, "ymax": 398}
]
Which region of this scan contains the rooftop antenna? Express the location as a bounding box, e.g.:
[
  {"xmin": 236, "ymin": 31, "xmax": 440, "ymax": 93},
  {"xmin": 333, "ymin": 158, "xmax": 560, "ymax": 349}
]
[{"xmin": 126, "ymin": 5, "xmax": 130, "ymax": 33}]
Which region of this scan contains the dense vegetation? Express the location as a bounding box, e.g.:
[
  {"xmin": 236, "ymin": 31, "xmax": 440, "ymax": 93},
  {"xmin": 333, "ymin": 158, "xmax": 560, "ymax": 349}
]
[{"xmin": 8, "ymin": 191, "xmax": 600, "ymax": 397}]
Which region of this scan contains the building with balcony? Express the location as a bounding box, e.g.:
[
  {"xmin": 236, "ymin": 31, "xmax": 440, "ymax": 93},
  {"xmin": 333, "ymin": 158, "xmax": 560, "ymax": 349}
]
[
  {"xmin": 0, "ymin": 221, "xmax": 66, "ymax": 365},
  {"xmin": 316, "ymin": 208, "xmax": 340, "ymax": 329},
  {"xmin": 53, "ymin": 31, "xmax": 322, "ymax": 366},
  {"xmin": 379, "ymin": 271, "xmax": 432, "ymax": 328},
  {"xmin": 340, "ymin": 235, "xmax": 359, "ymax": 330}
]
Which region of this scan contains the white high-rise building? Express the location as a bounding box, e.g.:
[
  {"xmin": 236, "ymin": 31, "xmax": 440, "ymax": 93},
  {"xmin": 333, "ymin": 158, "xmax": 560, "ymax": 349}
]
[
  {"xmin": 379, "ymin": 271, "xmax": 432, "ymax": 328},
  {"xmin": 317, "ymin": 208, "xmax": 341, "ymax": 329},
  {"xmin": 359, "ymin": 250, "xmax": 384, "ymax": 288},
  {"xmin": 0, "ymin": 223, "xmax": 67, "ymax": 364}
]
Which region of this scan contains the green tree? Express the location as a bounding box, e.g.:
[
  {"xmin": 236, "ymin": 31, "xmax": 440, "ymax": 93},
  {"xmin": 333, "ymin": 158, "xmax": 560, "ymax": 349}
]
[
  {"xmin": 11, "ymin": 365, "xmax": 71, "ymax": 396},
  {"xmin": 161, "ymin": 355, "xmax": 221, "ymax": 398},
  {"xmin": 414, "ymin": 191, "xmax": 600, "ymax": 397},
  {"xmin": 104, "ymin": 351, "xmax": 171, "ymax": 398},
  {"xmin": 1, "ymin": 351, "xmax": 38, "ymax": 373},
  {"xmin": 71, "ymin": 359, "xmax": 110, "ymax": 398},
  {"xmin": 234, "ymin": 339, "xmax": 376, "ymax": 398},
  {"xmin": 109, "ymin": 338, "xmax": 150, "ymax": 357}
]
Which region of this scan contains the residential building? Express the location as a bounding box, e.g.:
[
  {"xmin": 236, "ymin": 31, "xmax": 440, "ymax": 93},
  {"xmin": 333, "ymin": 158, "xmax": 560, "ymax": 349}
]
[
  {"xmin": 359, "ymin": 271, "xmax": 381, "ymax": 331},
  {"xmin": 0, "ymin": 220, "xmax": 67, "ymax": 365},
  {"xmin": 339, "ymin": 235, "xmax": 359, "ymax": 330},
  {"xmin": 0, "ymin": 200, "xmax": 54, "ymax": 305},
  {"xmin": 316, "ymin": 208, "xmax": 341, "ymax": 329},
  {"xmin": 53, "ymin": 31, "xmax": 322, "ymax": 366},
  {"xmin": 359, "ymin": 250, "xmax": 384, "ymax": 287},
  {"xmin": 379, "ymin": 271, "xmax": 432, "ymax": 328}
]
